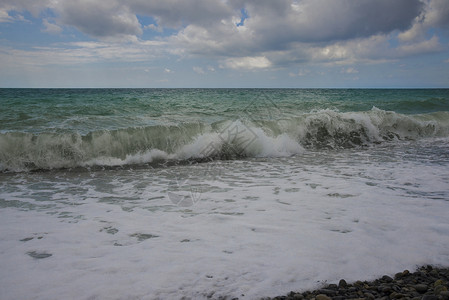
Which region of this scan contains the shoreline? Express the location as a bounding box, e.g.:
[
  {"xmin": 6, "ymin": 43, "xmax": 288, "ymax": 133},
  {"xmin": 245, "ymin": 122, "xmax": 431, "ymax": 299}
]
[{"xmin": 258, "ymin": 265, "xmax": 449, "ymax": 300}]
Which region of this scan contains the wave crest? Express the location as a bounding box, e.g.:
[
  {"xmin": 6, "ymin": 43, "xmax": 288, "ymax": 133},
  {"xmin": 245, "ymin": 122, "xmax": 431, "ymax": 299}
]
[{"xmin": 1, "ymin": 109, "xmax": 448, "ymax": 172}]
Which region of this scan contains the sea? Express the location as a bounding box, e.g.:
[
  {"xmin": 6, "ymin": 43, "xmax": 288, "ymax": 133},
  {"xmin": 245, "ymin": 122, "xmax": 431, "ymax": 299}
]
[{"xmin": 1, "ymin": 88, "xmax": 449, "ymax": 299}]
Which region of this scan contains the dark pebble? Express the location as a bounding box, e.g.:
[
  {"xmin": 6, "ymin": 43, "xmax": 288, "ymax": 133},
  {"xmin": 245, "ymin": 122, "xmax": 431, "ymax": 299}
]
[
  {"xmin": 292, "ymin": 293, "xmax": 303, "ymax": 300},
  {"xmin": 27, "ymin": 251, "xmax": 52, "ymax": 259},
  {"xmin": 390, "ymin": 292, "xmax": 406, "ymax": 299},
  {"xmin": 415, "ymin": 284, "xmax": 428, "ymax": 293},
  {"xmin": 421, "ymin": 295, "xmax": 439, "ymax": 300},
  {"xmin": 338, "ymin": 279, "xmax": 347, "ymax": 288},
  {"xmin": 318, "ymin": 289, "xmax": 336, "ymax": 296},
  {"xmin": 380, "ymin": 285, "xmax": 392, "ymax": 293},
  {"xmin": 261, "ymin": 266, "xmax": 449, "ymax": 300},
  {"xmin": 435, "ymin": 284, "xmax": 448, "ymax": 295}
]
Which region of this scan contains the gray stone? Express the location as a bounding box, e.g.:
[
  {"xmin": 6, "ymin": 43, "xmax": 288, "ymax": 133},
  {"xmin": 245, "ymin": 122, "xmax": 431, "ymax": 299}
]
[
  {"xmin": 315, "ymin": 294, "xmax": 331, "ymax": 300},
  {"xmin": 435, "ymin": 284, "xmax": 448, "ymax": 295},
  {"xmin": 421, "ymin": 295, "xmax": 438, "ymax": 300},
  {"xmin": 338, "ymin": 279, "xmax": 347, "ymax": 288},
  {"xmin": 380, "ymin": 285, "xmax": 392, "ymax": 293},
  {"xmin": 440, "ymin": 291, "xmax": 449, "ymax": 300},
  {"xmin": 20, "ymin": 237, "xmax": 34, "ymax": 242},
  {"xmin": 292, "ymin": 293, "xmax": 304, "ymax": 300},
  {"xmin": 130, "ymin": 233, "xmax": 159, "ymax": 241},
  {"xmin": 433, "ymin": 279, "xmax": 444, "ymax": 286},
  {"xmin": 390, "ymin": 292, "xmax": 406, "ymax": 299},
  {"xmin": 318, "ymin": 289, "xmax": 337, "ymax": 296},
  {"xmin": 414, "ymin": 284, "xmax": 428, "ymax": 293},
  {"xmin": 27, "ymin": 251, "xmax": 52, "ymax": 259}
]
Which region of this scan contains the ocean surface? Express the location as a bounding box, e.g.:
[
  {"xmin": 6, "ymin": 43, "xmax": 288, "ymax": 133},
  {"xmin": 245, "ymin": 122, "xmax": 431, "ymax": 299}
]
[{"xmin": 1, "ymin": 88, "xmax": 449, "ymax": 299}]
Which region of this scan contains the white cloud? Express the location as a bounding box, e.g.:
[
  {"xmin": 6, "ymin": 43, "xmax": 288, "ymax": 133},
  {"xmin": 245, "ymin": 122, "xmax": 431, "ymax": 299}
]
[
  {"xmin": 193, "ymin": 66, "xmax": 205, "ymax": 74},
  {"xmin": 283, "ymin": 33, "xmax": 441, "ymax": 66},
  {"xmin": 298, "ymin": 69, "xmax": 311, "ymax": 76},
  {"xmin": 341, "ymin": 67, "xmax": 358, "ymax": 74},
  {"xmin": 144, "ymin": 24, "xmax": 163, "ymax": 33},
  {"xmin": 224, "ymin": 56, "xmax": 272, "ymax": 69},
  {"xmin": 399, "ymin": 0, "xmax": 449, "ymax": 43},
  {"xmin": 423, "ymin": 0, "xmax": 449, "ymax": 28},
  {"xmin": 396, "ymin": 35, "xmax": 442, "ymax": 56},
  {"xmin": 289, "ymin": 69, "xmax": 311, "ymax": 77},
  {"xmin": 0, "ymin": 9, "xmax": 12, "ymax": 22},
  {"xmin": 0, "ymin": 39, "xmax": 166, "ymax": 69},
  {"xmin": 1, "ymin": 0, "xmax": 447, "ymax": 72},
  {"xmin": 0, "ymin": 8, "xmax": 28, "ymax": 23},
  {"xmin": 398, "ymin": 21, "xmax": 425, "ymax": 43},
  {"xmin": 128, "ymin": 0, "xmax": 232, "ymax": 28},
  {"xmin": 42, "ymin": 19, "xmax": 62, "ymax": 34},
  {"xmin": 0, "ymin": 0, "xmax": 54, "ymax": 18},
  {"xmin": 192, "ymin": 65, "xmax": 215, "ymax": 74}
]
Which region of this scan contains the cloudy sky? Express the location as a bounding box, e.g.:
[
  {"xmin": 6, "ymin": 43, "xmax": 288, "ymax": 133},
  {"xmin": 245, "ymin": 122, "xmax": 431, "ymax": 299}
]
[{"xmin": 1, "ymin": 0, "xmax": 449, "ymax": 87}]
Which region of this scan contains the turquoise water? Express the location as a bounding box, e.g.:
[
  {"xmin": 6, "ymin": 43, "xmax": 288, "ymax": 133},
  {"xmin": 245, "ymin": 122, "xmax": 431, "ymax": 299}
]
[
  {"xmin": 2, "ymin": 89, "xmax": 449, "ymax": 132},
  {"xmin": 1, "ymin": 89, "xmax": 449, "ymax": 299},
  {"xmin": 1, "ymin": 88, "xmax": 448, "ymax": 171}
]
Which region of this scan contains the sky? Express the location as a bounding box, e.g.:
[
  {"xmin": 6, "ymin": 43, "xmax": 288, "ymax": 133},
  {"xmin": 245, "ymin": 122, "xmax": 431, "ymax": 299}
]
[{"xmin": 1, "ymin": 0, "xmax": 449, "ymax": 88}]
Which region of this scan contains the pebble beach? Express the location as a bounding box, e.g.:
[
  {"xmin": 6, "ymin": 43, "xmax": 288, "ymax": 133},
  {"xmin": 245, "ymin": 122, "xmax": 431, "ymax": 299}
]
[{"xmin": 264, "ymin": 266, "xmax": 449, "ymax": 300}]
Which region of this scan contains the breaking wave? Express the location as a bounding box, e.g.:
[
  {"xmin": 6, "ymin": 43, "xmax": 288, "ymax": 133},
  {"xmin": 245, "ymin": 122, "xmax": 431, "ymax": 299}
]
[{"xmin": 1, "ymin": 108, "xmax": 448, "ymax": 172}]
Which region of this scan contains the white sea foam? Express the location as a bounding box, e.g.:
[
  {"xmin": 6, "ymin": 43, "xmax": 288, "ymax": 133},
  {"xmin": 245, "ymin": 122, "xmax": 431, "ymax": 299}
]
[{"xmin": 1, "ymin": 139, "xmax": 448, "ymax": 299}]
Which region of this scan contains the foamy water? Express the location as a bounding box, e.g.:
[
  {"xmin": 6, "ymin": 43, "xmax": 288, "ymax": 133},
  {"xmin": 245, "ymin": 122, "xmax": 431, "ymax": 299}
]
[
  {"xmin": 1, "ymin": 138, "xmax": 449, "ymax": 299},
  {"xmin": 1, "ymin": 89, "xmax": 449, "ymax": 299}
]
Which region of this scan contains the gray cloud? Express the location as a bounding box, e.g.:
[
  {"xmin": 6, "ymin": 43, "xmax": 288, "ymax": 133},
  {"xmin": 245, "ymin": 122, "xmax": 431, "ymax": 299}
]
[
  {"xmin": 172, "ymin": 0, "xmax": 444, "ymax": 68},
  {"xmin": 233, "ymin": 0, "xmax": 423, "ymax": 49},
  {"xmin": 0, "ymin": 0, "xmax": 52, "ymax": 17},
  {"xmin": 0, "ymin": 0, "xmax": 427, "ymax": 42},
  {"xmin": 128, "ymin": 0, "xmax": 232, "ymax": 28},
  {"xmin": 1, "ymin": 0, "xmax": 447, "ymax": 69},
  {"xmin": 173, "ymin": 0, "xmax": 425, "ymax": 52},
  {"xmin": 56, "ymin": 0, "xmax": 142, "ymax": 38}
]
